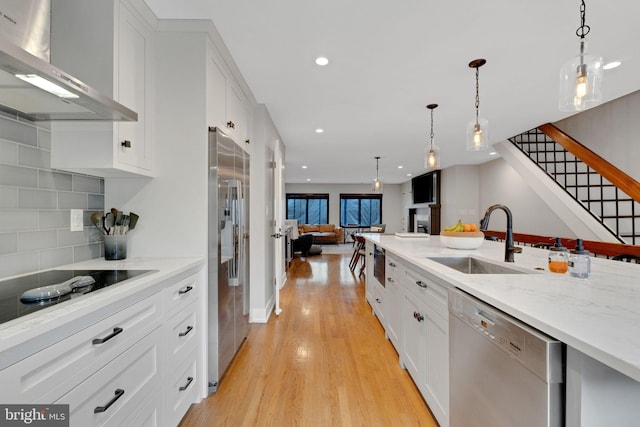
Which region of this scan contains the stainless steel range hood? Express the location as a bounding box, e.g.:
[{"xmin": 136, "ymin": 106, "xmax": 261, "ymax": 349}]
[{"xmin": 0, "ymin": 36, "xmax": 137, "ymax": 122}]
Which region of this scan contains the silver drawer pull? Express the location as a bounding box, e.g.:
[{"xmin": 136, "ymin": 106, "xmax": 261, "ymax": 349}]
[
  {"xmin": 413, "ymin": 311, "xmax": 425, "ymax": 322},
  {"xmin": 92, "ymin": 327, "xmax": 123, "ymax": 345},
  {"xmin": 178, "ymin": 285, "xmax": 193, "ymax": 295},
  {"xmin": 178, "ymin": 326, "xmax": 194, "ymax": 337},
  {"xmin": 375, "ymin": 298, "xmax": 381, "ymax": 303},
  {"xmin": 179, "ymin": 377, "xmax": 194, "ymax": 391},
  {"xmin": 389, "ymin": 262, "xmax": 397, "ymax": 267},
  {"xmin": 416, "ymin": 280, "xmax": 428, "ymax": 289},
  {"xmin": 387, "ymin": 277, "xmax": 394, "ymax": 283},
  {"xmin": 94, "ymin": 389, "xmax": 124, "ymax": 413}
]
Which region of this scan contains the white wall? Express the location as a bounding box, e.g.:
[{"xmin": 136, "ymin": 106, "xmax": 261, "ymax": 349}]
[
  {"xmin": 284, "ymin": 183, "xmax": 403, "ymax": 234},
  {"xmin": 441, "ymin": 165, "xmax": 481, "ymax": 230},
  {"xmin": 555, "ymin": 90, "xmax": 640, "ymax": 182},
  {"xmin": 250, "ymin": 105, "xmax": 285, "ymax": 322}
]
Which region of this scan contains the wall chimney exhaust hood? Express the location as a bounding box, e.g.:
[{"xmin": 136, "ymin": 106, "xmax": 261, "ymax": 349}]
[{"xmin": 0, "ymin": 37, "xmax": 137, "ymax": 122}]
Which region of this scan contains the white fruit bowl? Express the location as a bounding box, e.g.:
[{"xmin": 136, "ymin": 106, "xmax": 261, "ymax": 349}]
[{"xmin": 439, "ymin": 231, "xmax": 485, "ymax": 249}]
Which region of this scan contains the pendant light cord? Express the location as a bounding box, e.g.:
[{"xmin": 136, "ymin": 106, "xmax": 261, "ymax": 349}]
[
  {"xmin": 429, "ymin": 108, "xmax": 435, "ymax": 149},
  {"xmin": 576, "ymin": 0, "xmax": 590, "ymax": 39},
  {"xmin": 475, "ymin": 67, "xmax": 480, "ymax": 125}
]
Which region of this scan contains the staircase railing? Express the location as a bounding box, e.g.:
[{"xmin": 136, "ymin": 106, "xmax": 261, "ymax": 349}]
[{"xmin": 508, "ymin": 124, "xmax": 640, "ymax": 245}]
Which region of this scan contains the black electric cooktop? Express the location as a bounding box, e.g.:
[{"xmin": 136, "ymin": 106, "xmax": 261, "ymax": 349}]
[{"xmin": 0, "ymin": 269, "xmax": 156, "ymax": 325}]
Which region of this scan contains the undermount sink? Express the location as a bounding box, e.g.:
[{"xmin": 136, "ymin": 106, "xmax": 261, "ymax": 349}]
[{"xmin": 427, "ymin": 256, "xmax": 532, "ymax": 274}]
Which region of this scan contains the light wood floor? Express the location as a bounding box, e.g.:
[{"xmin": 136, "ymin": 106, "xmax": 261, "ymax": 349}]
[{"xmin": 179, "ymin": 253, "xmax": 438, "ymax": 426}]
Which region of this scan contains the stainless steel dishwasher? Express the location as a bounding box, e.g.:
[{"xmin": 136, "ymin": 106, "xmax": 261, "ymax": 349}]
[{"xmin": 448, "ymin": 288, "xmax": 564, "ymax": 427}]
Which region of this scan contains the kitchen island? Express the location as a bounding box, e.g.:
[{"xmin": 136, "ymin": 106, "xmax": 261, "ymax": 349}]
[{"xmin": 363, "ymin": 233, "xmax": 640, "ymax": 427}]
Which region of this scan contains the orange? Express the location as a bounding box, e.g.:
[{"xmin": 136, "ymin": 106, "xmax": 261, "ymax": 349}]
[
  {"xmin": 469, "ymin": 223, "xmax": 478, "ymax": 232},
  {"xmin": 462, "ymin": 223, "xmax": 471, "ymax": 232}
]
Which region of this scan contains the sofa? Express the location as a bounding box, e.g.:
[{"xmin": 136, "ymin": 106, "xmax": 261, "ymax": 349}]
[{"xmin": 298, "ymin": 224, "xmax": 342, "ymax": 244}]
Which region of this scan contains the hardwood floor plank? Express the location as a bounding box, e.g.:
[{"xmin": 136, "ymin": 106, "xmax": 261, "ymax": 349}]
[{"xmin": 179, "ymin": 253, "xmax": 438, "ymax": 426}]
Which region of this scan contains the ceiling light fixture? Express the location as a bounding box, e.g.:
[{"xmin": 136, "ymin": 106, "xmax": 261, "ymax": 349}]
[
  {"xmin": 315, "ymin": 57, "xmax": 329, "ymax": 66},
  {"xmin": 372, "ymin": 156, "xmax": 383, "ymax": 193},
  {"xmin": 559, "ymin": 0, "xmax": 603, "ymax": 112},
  {"xmin": 301, "ymin": 165, "xmax": 308, "ymax": 169},
  {"xmin": 425, "ymin": 103, "xmax": 440, "ymax": 168},
  {"xmin": 467, "ymin": 59, "xmax": 489, "ymax": 151},
  {"xmin": 603, "ymin": 61, "xmax": 621, "ymax": 70},
  {"xmin": 315, "ymin": 128, "xmax": 324, "ymax": 133}
]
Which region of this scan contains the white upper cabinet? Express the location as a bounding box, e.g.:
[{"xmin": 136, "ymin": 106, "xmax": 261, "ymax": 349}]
[
  {"xmin": 206, "ymin": 42, "xmax": 250, "ymax": 144},
  {"xmin": 50, "ymin": 0, "xmax": 155, "ymax": 177}
]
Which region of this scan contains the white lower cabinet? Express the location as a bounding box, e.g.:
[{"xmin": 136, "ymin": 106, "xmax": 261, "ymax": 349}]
[
  {"xmin": 385, "ymin": 254, "xmax": 403, "ymax": 352},
  {"xmin": 0, "ymin": 269, "xmax": 204, "ymax": 427},
  {"xmin": 401, "ymin": 266, "xmax": 449, "ymax": 427},
  {"xmin": 56, "ymin": 327, "xmax": 162, "ymax": 426}
]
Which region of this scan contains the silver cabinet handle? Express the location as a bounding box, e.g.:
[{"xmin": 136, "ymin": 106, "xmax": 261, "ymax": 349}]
[
  {"xmin": 178, "ymin": 285, "xmax": 193, "ymax": 295},
  {"xmin": 179, "ymin": 377, "xmax": 194, "ymax": 391},
  {"xmin": 389, "ymin": 262, "xmax": 397, "ymax": 267},
  {"xmin": 375, "ymin": 298, "xmax": 381, "ymax": 303},
  {"xmin": 387, "ymin": 277, "xmax": 394, "ymax": 283},
  {"xmin": 413, "ymin": 311, "xmax": 424, "ymax": 322},
  {"xmin": 94, "ymin": 389, "xmax": 124, "ymax": 413},
  {"xmin": 416, "ymin": 280, "xmax": 427, "ymax": 289},
  {"xmin": 92, "ymin": 327, "xmax": 123, "ymax": 345},
  {"xmin": 121, "ymin": 140, "xmax": 131, "ymax": 148},
  {"xmin": 178, "ymin": 326, "xmax": 193, "ymax": 337}
]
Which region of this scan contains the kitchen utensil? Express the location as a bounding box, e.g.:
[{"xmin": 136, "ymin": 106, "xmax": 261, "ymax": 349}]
[
  {"xmin": 128, "ymin": 212, "xmax": 139, "ymax": 230},
  {"xmin": 115, "ymin": 211, "xmax": 123, "ymax": 226},
  {"xmin": 103, "ymin": 212, "xmax": 115, "ymax": 234},
  {"xmin": 90, "ymin": 211, "xmax": 106, "ymax": 235},
  {"xmin": 20, "ymin": 276, "xmax": 96, "ymax": 302}
]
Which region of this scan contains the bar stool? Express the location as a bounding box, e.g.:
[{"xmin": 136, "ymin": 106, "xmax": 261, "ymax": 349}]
[{"xmin": 349, "ymin": 235, "xmax": 367, "ymax": 272}]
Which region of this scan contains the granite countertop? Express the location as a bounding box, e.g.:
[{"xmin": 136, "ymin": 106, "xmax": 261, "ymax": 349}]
[
  {"xmin": 363, "ymin": 233, "xmax": 640, "ymax": 383},
  {"xmin": 0, "ymin": 257, "xmax": 205, "ymax": 369}
]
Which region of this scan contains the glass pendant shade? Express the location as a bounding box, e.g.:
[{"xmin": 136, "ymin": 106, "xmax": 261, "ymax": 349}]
[
  {"xmin": 425, "ymin": 143, "xmax": 440, "ymax": 169},
  {"xmin": 372, "ymin": 156, "xmax": 383, "ymax": 193},
  {"xmin": 466, "ymin": 117, "xmax": 489, "ymax": 151},
  {"xmin": 559, "ymin": 40, "xmax": 603, "ymax": 112},
  {"xmin": 372, "ymin": 178, "xmax": 383, "ymax": 193}
]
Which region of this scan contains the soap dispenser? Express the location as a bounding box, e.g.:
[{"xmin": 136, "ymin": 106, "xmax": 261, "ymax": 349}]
[
  {"xmin": 569, "ymin": 239, "xmax": 591, "ymax": 278},
  {"xmin": 548, "ymin": 237, "xmax": 569, "ymax": 274}
]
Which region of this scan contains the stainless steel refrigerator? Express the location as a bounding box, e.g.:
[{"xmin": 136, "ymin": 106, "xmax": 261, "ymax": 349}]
[{"xmin": 208, "ymin": 127, "xmax": 250, "ymax": 393}]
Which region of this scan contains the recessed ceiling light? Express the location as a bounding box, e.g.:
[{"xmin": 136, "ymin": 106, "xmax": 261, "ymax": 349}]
[
  {"xmin": 398, "ymin": 165, "xmax": 404, "ymax": 169},
  {"xmin": 489, "ymin": 151, "xmax": 497, "ymax": 156},
  {"xmin": 603, "ymin": 61, "xmax": 621, "ymax": 70},
  {"xmin": 302, "ymin": 165, "xmax": 308, "ymax": 169},
  {"xmin": 407, "ymin": 173, "xmax": 413, "ymax": 177},
  {"xmin": 306, "ymin": 178, "xmax": 311, "ymax": 182},
  {"xmin": 315, "ymin": 128, "xmax": 324, "ymax": 133},
  {"xmin": 315, "ymin": 57, "xmax": 329, "ymax": 66}
]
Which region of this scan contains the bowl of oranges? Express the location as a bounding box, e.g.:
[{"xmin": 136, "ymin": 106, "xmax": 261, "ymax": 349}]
[{"xmin": 440, "ymin": 221, "xmax": 485, "ymax": 249}]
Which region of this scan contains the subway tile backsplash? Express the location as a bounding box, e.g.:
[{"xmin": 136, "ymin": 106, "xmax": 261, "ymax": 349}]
[{"xmin": 0, "ymin": 116, "xmax": 105, "ymax": 279}]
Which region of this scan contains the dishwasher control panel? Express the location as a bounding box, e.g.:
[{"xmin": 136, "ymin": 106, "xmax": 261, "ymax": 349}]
[{"xmin": 448, "ymin": 287, "xmax": 563, "ymax": 382}]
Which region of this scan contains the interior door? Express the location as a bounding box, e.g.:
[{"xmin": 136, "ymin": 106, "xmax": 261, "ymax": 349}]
[{"xmin": 273, "ymin": 142, "xmax": 285, "ymax": 315}]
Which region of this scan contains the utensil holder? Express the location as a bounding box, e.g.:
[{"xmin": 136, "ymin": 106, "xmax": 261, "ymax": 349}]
[{"xmin": 104, "ymin": 235, "xmax": 127, "ymax": 260}]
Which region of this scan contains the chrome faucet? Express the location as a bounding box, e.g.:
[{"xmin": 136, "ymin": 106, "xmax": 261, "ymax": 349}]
[{"xmin": 480, "ymin": 204, "xmax": 522, "ymax": 262}]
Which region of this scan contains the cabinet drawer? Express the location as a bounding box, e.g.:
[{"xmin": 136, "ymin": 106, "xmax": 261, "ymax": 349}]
[
  {"xmin": 164, "ymin": 273, "xmax": 199, "ymax": 318},
  {"xmin": 0, "ymin": 292, "xmax": 162, "ymax": 403},
  {"xmin": 166, "ymin": 302, "xmax": 198, "ymax": 365},
  {"xmin": 56, "ymin": 327, "xmax": 162, "ymax": 427},
  {"xmin": 403, "ymin": 267, "xmax": 448, "ymax": 317},
  {"xmin": 166, "ymin": 353, "xmax": 199, "ymax": 427}
]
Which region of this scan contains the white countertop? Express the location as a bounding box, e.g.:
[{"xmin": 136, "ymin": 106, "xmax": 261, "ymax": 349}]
[
  {"xmin": 0, "ymin": 257, "xmax": 205, "ymax": 369},
  {"xmin": 364, "ymin": 233, "xmax": 640, "ymax": 383}
]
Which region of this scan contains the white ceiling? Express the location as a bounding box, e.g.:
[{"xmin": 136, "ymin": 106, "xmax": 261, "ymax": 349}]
[{"xmin": 144, "ymin": 0, "xmax": 640, "ymax": 185}]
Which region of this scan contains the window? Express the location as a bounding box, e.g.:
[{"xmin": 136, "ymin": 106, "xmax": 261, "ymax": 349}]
[
  {"xmin": 286, "ymin": 194, "xmax": 329, "ymax": 224},
  {"xmin": 339, "ymin": 194, "xmax": 382, "ymax": 227}
]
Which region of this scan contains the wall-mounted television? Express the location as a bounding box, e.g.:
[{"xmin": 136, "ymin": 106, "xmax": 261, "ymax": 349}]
[{"xmin": 412, "ymin": 172, "xmax": 435, "ymax": 204}]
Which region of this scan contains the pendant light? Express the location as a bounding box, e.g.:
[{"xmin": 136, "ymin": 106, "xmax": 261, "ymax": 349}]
[
  {"xmin": 372, "ymin": 156, "xmax": 383, "ymax": 193},
  {"xmin": 466, "ymin": 59, "xmax": 489, "ymax": 151},
  {"xmin": 425, "ymin": 104, "xmax": 440, "ymax": 169},
  {"xmin": 559, "ymin": 0, "xmax": 603, "ymax": 112}
]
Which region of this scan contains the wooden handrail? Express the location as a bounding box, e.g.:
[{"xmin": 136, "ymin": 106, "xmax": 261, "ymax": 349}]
[
  {"xmin": 539, "ymin": 123, "xmax": 640, "ymax": 204},
  {"xmin": 484, "ymin": 230, "xmax": 640, "ymax": 258}
]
